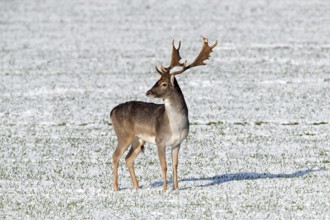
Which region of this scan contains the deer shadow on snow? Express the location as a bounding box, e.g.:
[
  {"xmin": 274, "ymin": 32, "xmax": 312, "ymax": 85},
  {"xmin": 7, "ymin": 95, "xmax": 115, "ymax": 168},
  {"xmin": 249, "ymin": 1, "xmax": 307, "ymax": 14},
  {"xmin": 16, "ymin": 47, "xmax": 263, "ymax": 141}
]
[{"xmin": 151, "ymin": 168, "xmax": 328, "ymax": 189}]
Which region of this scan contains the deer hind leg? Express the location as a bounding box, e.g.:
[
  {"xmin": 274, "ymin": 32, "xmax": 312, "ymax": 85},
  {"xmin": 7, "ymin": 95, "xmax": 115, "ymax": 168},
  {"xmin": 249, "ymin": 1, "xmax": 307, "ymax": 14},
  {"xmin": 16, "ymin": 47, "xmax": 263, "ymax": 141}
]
[
  {"xmin": 125, "ymin": 137, "xmax": 145, "ymax": 190},
  {"xmin": 112, "ymin": 135, "xmax": 133, "ymax": 191}
]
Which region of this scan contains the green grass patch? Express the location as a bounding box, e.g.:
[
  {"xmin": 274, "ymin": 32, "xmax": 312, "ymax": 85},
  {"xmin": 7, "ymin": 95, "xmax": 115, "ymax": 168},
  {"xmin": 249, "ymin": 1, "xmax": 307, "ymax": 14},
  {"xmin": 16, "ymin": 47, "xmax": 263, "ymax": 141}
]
[
  {"xmin": 189, "ymin": 122, "xmax": 200, "ymax": 125},
  {"xmin": 234, "ymin": 122, "xmax": 249, "ymax": 126},
  {"xmin": 58, "ymin": 122, "xmax": 67, "ymax": 126},
  {"xmin": 304, "ymin": 132, "xmax": 316, "ymax": 136},
  {"xmin": 312, "ymin": 121, "xmax": 328, "ymax": 125},
  {"xmin": 207, "ymin": 121, "xmax": 224, "ymax": 125},
  {"xmin": 255, "ymin": 121, "xmax": 267, "ymax": 126},
  {"xmin": 282, "ymin": 122, "xmax": 299, "ymax": 126}
]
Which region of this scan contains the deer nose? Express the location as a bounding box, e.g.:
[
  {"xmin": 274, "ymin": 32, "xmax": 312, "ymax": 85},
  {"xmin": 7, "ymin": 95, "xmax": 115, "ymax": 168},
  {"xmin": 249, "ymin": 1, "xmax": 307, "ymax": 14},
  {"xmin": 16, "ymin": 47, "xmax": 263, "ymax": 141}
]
[{"xmin": 146, "ymin": 90, "xmax": 152, "ymax": 96}]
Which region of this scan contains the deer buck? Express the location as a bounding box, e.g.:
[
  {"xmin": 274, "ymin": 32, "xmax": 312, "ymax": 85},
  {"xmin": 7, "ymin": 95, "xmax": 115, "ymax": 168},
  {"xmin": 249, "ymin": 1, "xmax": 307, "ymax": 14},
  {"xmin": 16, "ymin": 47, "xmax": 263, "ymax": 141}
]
[{"xmin": 110, "ymin": 36, "xmax": 217, "ymax": 191}]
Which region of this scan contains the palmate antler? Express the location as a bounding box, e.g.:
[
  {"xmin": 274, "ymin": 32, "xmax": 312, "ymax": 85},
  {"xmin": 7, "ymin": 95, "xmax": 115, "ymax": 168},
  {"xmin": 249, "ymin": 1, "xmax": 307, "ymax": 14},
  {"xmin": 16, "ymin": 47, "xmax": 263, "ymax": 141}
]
[
  {"xmin": 155, "ymin": 40, "xmax": 185, "ymax": 75},
  {"xmin": 155, "ymin": 36, "xmax": 218, "ymax": 76}
]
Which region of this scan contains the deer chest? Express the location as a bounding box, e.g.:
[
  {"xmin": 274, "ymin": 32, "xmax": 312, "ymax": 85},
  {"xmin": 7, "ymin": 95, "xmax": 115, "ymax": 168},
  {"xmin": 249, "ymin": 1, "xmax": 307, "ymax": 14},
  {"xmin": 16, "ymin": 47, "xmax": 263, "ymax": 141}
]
[{"xmin": 166, "ymin": 111, "xmax": 189, "ymax": 146}]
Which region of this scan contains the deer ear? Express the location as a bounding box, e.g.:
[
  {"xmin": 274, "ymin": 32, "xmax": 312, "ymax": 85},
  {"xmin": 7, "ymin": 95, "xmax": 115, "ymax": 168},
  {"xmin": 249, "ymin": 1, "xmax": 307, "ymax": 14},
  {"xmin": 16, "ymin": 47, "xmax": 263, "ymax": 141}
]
[{"xmin": 170, "ymin": 75, "xmax": 175, "ymax": 86}]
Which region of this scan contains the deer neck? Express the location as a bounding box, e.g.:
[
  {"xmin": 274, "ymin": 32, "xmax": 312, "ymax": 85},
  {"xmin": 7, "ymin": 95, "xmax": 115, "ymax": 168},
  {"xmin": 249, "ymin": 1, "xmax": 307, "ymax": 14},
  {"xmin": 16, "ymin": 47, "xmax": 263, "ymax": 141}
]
[
  {"xmin": 164, "ymin": 85, "xmax": 188, "ymax": 120},
  {"xmin": 162, "ymin": 84, "xmax": 189, "ymax": 146}
]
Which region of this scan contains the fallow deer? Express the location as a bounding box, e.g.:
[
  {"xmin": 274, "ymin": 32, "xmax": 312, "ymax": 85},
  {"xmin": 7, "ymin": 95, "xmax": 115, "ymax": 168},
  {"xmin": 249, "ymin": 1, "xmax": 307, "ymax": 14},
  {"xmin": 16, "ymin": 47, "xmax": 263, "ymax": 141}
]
[{"xmin": 110, "ymin": 36, "xmax": 217, "ymax": 191}]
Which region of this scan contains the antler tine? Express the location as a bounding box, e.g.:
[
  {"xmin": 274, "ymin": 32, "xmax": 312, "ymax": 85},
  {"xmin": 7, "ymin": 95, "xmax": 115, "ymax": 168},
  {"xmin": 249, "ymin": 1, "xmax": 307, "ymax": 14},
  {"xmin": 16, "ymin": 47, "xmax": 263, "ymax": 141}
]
[
  {"xmin": 174, "ymin": 40, "xmax": 181, "ymax": 50},
  {"xmin": 155, "ymin": 65, "xmax": 165, "ymax": 75},
  {"xmin": 201, "ymin": 35, "xmax": 218, "ymax": 49},
  {"xmin": 160, "ymin": 65, "xmax": 169, "ymax": 73},
  {"xmin": 165, "ymin": 40, "xmax": 184, "ymax": 70},
  {"xmin": 171, "ymin": 36, "xmax": 218, "ymax": 76}
]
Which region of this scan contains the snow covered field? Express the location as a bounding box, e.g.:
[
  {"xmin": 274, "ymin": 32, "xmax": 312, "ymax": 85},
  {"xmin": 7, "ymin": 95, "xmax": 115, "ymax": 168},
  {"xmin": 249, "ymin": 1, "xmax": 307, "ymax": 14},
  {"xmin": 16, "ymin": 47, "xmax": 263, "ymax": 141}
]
[{"xmin": 1, "ymin": 0, "xmax": 330, "ymax": 218}]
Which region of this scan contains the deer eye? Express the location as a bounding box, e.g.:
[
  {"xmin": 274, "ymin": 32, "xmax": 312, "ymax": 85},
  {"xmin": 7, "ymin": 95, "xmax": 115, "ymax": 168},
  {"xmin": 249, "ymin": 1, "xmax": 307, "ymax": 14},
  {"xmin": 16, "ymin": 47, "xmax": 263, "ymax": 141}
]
[{"xmin": 162, "ymin": 83, "xmax": 168, "ymax": 87}]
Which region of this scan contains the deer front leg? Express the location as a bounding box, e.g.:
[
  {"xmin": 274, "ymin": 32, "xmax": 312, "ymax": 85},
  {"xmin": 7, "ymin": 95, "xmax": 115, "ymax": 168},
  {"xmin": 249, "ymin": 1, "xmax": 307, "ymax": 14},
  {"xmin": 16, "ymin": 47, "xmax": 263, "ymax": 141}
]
[
  {"xmin": 157, "ymin": 144, "xmax": 167, "ymax": 192},
  {"xmin": 171, "ymin": 144, "xmax": 180, "ymax": 190}
]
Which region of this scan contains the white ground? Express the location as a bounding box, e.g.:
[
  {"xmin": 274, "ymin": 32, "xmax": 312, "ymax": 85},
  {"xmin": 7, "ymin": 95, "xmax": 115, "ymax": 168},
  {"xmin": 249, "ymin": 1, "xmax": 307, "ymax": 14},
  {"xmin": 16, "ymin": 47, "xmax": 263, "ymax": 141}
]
[{"xmin": 1, "ymin": 0, "xmax": 330, "ymax": 219}]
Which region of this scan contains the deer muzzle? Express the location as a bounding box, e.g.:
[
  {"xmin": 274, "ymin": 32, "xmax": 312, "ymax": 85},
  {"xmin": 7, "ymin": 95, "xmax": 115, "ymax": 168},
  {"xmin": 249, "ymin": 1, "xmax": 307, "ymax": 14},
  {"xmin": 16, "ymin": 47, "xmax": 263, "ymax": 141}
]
[{"xmin": 146, "ymin": 90, "xmax": 153, "ymax": 97}]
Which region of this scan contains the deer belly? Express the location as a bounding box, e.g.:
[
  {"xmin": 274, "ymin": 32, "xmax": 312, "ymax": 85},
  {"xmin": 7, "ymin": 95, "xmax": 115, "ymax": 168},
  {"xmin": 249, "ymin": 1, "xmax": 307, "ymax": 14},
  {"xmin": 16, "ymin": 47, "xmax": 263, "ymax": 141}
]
[{"xmin": 137, "ymin": 134, "xmax": 156, "ymax": 145}]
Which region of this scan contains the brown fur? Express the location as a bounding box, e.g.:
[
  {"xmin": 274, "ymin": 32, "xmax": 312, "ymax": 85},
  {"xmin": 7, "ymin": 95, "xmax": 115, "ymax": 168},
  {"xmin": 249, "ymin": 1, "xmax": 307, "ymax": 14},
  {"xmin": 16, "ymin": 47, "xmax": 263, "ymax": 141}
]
[
  {"xmin": 111, "ymin": 77, "xmax": 188, "ymax": 192},
  {"xmin": 110, "ymin": 37, "xmax": 217, "ymax": 191}
]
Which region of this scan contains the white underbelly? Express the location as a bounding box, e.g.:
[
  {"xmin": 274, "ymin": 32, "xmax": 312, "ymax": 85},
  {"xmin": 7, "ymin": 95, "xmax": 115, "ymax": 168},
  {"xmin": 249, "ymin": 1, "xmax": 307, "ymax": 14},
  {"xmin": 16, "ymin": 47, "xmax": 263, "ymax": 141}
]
[{"xmin": 137, "ymin": 134, "xmax": 156, "ymax": 145}]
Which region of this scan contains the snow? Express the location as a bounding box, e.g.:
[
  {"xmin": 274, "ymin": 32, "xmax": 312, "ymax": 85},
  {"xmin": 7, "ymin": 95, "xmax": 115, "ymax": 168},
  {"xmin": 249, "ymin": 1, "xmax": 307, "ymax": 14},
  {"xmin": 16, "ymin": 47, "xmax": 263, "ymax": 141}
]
[{"xmin": 1, "ymin": 0, "xmax": 330, "ymax": 219}]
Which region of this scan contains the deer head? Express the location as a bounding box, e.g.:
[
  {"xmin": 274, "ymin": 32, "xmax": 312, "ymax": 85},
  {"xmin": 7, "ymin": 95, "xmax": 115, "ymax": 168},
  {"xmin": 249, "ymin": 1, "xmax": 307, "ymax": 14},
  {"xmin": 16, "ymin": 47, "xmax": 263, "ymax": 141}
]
[{"xmin": 146, "ymin": 36, "xmax": 218, "ymax": 99}]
